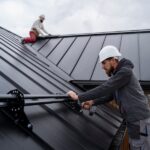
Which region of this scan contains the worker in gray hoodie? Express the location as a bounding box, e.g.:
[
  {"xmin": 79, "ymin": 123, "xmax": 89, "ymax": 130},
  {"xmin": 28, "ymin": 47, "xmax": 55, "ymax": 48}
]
[{"xmin": 67, "ymin": 45, "xmax": 150, "ymax": 150}]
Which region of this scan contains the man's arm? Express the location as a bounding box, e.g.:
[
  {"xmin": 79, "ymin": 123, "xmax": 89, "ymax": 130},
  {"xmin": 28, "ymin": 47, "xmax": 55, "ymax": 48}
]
[
  {"xmin": 36, "ymin": 27, "xmax": 44, "ymax": 35},
  {"xmin": 78, "ymin": 67, "xmax": 132, "ymax": 103},
  {"xmin": 93, "ymin": 94, "xmax": 113, "ymax": 105},
  {"xmin": 82, "ymin": 94, "xmax": 113, "ymax": 109},
  {"xmin": 41, "ymin": 24, "xmax": 49, "ymax": 34},
  {"xmin": 67, "ymin": 92, "xmax": 113, "ymax": 110}
]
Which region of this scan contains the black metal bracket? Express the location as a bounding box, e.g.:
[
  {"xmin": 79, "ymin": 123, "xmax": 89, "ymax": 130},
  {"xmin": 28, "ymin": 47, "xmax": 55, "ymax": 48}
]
[
  {"xmin": 64, "ymin": 99, "xmax": 83, "ymax": 113},
  {"xmin": 3, "ymin": 89, "xmax": 33, "ymax": 130}
]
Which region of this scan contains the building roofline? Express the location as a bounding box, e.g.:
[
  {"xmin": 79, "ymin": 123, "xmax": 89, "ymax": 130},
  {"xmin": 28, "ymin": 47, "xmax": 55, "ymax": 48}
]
[
  {"xmin": 57, "ymin": 28, "xmax": 150, "ymax": 38},
  {"xmin": 1, "ymin": 26, "xmax": 150, "ymax": 38}
]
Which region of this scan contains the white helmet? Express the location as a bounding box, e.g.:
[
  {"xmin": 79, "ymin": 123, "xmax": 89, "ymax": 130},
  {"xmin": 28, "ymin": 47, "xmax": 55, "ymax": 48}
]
[
  {"xmin": 99, "ymin": 45, "xmax": 121, "ymax": 63},
  {"xmin": 39, "ymin": 14, "xmax": 45, "ymax": 19}
]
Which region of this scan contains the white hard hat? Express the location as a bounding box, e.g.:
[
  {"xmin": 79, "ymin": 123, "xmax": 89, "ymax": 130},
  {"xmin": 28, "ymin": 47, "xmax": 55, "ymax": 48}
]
[
  {"xmin": 99, "ymin": 45, "xmax": 121, "ymax": 63},
  {"xmin": 39, "ymin": 14, "xmax": 45, "ymax": 19}
]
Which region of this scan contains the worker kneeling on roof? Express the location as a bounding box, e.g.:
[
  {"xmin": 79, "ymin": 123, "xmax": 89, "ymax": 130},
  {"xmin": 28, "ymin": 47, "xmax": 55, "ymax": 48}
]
[
  {"xmin": 67, "ymin": 45, "xmax": 150, "ymax": 150},
  {"xmin": 21, "ymin": 14, "xmax": 51, "ymax": 44}
]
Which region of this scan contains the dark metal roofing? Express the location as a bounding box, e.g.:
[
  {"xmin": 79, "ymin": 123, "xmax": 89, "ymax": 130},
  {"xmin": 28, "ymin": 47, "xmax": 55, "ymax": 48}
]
[
  {"xmin": 30, "ymin": 29, "xmax": 150, "ymax": 83},
  {"xmin": 0, "ymin": 27, "xmax": 123, "ymax": 150}
]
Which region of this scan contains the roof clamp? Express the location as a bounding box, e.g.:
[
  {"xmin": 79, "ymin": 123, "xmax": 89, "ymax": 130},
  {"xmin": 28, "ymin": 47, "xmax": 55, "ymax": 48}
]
[
  {"xmin": 3, "ymin": 89, "xmax": 33, "ymax": 130},
  {"xmin": 64, "ymin": 99, "xmax": 96, "ymax": 115},
  {"xmin": 64, "ymin": 99, "xmax": 83, "ymax": 113}
]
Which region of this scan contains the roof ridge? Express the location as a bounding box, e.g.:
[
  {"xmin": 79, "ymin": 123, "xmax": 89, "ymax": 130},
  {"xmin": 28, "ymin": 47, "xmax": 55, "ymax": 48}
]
[
  {"xmin": 56, "ymin": 28, "xmax": 150, "ymax": 38},
  {"xmin": 1, "ymin": 26, "xmax": 150, "ymax": 39}
]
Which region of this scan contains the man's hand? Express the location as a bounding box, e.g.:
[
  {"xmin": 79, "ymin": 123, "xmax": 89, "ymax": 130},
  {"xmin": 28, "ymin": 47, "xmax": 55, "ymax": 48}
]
[
  {"xmin": 82, "ymin": 100, "xmax": 94, "ymax": 110},
  {"xmin": 67, "ymin": 91, "xmax": 78, "ymax": 101}
]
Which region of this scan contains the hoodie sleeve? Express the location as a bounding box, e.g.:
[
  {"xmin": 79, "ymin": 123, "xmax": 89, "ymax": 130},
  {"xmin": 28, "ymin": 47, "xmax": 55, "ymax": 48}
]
[
  {"xmin": 78, "ymin": 67, "xmax": 132, "ymax": 103},
  {"xmin": 93, "ymin": 94, "xmax": 113, "ymax": 105}
]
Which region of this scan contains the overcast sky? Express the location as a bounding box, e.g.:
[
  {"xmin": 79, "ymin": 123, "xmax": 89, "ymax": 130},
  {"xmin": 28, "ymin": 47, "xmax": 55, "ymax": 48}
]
[{"xmin": 1, "ymin": 0, "xmax": 150, "ymax": 37}]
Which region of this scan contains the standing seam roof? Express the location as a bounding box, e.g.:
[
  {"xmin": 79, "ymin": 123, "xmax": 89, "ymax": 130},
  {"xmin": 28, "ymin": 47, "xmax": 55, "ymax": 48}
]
[
  {"xmin": 0, "ymin": 26, "xmax": 122, "ymax": 150},
  {"xmin": 30, "ymin": 29, "xmax": 150, "ymax": 83}
]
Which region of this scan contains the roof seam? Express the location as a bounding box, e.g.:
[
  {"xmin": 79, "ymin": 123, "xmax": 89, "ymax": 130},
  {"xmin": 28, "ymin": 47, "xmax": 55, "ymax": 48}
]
[
  {"xmin": 41, "ymin": 105, "xmax": 100, "ymax": 149},
  {"xmin": 0, "ymin": 36, "xmax": 49, "ymax": 68},
  {"xmin": 118, "ymin": 34, "xmax": 123, "ymax": 51},
  {"xmin": 56, "ymin": 37, "xmax": 77, "ymax": 66},
  {"xmin": 0, "ymin": 33, "xmax": 37, "ymax": 57},
  {"xmin": 46, "ymin": 38, "xmax": 63, "ymax": 58},
  {"xmin": 137, "ymin": 33, "xmax": 141, "ymax": 80},
  {"xmin": 0, "ymin": 71, "xmax": 28, "ymax": 94},
  {"xmin": 1, "ymin": 48, "xmax": 68, "ymax": 93},
  {"xmin": 70, "ymin": 36, "xmax": 92, "ymax": 76},
  {"xmin": 0, "ymin": 26, "xmax": 21, "ymax": 38},
  {"xmin": 0, "ymin": 41, "xmax": 78, "ymax": 91},
  {"xmin": 90, "ymin": 35, "xmax": 107, "ymax": 80},
  {"xmin": 1, "ymin": 56, "xmax": 54, "ymax": 94},
  {"xmin": 37, "ymin": 39, "xmax": 51, "ymax": 52}
]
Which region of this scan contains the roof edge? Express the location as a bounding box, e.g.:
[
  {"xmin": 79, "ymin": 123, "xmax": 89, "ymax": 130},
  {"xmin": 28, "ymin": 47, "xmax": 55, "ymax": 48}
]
[
  {"xmin": 57, "ymin": 28, "xmax": 150, "ymax": 38},
  {"xmin": 1, "ymin": 26, "xmax": 150, "ymax": 38},
  {"xmin": 0, "ymin": 26, "xmax": 21, "ymax": 38}
]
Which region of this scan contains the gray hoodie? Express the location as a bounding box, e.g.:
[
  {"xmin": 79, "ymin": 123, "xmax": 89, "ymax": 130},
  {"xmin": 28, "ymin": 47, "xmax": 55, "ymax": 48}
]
[{"xmin": 79, "ymin": 58, "xmax": 150, "ymax": 123}]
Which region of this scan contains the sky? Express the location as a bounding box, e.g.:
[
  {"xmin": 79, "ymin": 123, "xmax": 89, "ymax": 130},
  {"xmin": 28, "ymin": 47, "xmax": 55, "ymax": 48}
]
[{"xmin": 1, "ymin": 0, "xmax": 150, "ymax": 37}]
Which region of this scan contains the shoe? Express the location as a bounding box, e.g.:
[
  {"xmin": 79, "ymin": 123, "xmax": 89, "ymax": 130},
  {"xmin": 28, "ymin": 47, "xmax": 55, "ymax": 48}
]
[{"xmin": 20, "ymin": 38, "xmax": 25, "ymax": 44}]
